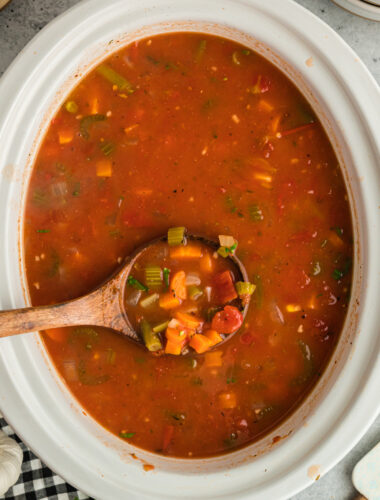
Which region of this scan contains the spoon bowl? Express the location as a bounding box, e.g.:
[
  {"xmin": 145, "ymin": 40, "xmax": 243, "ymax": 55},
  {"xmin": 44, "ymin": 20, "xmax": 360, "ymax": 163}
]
[{"xmin": 0, "ymin": 234, "xmax": 250, "ymax": 353}]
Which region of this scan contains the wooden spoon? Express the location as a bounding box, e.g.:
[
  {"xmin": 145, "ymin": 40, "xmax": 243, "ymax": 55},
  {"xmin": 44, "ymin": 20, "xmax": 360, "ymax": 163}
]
[{"xmin": 0, "ymin": 235, "xmax": 250, "ymax": 348}]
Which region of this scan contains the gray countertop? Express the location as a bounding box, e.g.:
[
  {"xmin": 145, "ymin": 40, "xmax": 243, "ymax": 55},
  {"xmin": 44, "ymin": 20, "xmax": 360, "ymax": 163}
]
[{"xmin": 0, "ymin": 1, "xmax": 379, "ymax": 499}]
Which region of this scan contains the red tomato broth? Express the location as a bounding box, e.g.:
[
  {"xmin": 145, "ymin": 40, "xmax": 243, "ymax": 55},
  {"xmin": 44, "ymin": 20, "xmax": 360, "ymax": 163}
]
[{"xmin": 23, "ymin": 33, "xmax": 353, "ymax": 458}]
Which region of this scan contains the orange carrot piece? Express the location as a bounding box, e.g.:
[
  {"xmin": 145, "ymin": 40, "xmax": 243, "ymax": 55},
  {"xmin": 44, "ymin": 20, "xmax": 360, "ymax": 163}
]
[
  {"xmin": 170, "ymin": 245, "xmax": 203, "ymax": 259},
  {"xmin": 165, "ymin": 327, "xmax": 187, "ymax": 345},
  {"xmin": 96, "ymin": 159, "xmax": 112, "ymax": 177},
  {"xmin": 204, "ymin": 329, "xmax": 223, "ymax": 346},
  {"xmin": 90, "ymin": 97, "xmax": 99, "ymax": 115},
  {"xmin": 165, "ymin": 340, "xmax": 182, "ymax": 355},
  {"xmin": 200, "ymin": 252, "xmax": 213, "ymax": 273},
  {"xmin": 44, "ymin": 328, "xmax": 68, "ymax": 343},
  {"xmin": 162, "ymin": 424, "xmax": 175, "ymax": 451},
  {"xmin": 174, "ymin": 312, "xmax": 203, "ymax": 330},
  {"xmin": 258, "ymin": 99, "xmax": 274, "ymax": 112},
  {"xmin": 159, "ymin": 293, "xmax": 181, "ymax": 310},
  {"xmin": 189, "ymin": 334, "xmax": 213, "ymax": 354},
  {"xmin": 58, "ymin": 130, "xmax": 73, "ymax": 144},
  {"xmin": 204, "ymin": 350, "xmax": 223, "ymax": 367},
  {"xmin": 170, "ymin": 270, "xmax": 187, "ymax": 300},
  {"xmin": 218, "ymin": 391, "xmax": 237, "ymax": 409}
]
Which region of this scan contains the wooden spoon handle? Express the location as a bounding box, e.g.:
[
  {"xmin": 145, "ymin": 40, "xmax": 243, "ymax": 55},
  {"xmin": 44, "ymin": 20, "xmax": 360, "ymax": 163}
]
[{"xmin": 0, "ymin": 295, "xmax": 99, "ymax": 338}]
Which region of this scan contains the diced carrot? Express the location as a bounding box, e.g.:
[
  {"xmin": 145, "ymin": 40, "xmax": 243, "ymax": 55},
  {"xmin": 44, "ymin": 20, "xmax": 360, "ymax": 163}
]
[
  {"xmin": 165, "ymin": 327, "xmax": 187, "ymax": 345},
  {"xmin": 329, "ymin": 232, "xmax": 344, "ymax": 248},
  {"xmin": 200, "ymin": 252, "xmax": 213, "ymax": 273},
  {"xmin": 214, "ymin": 271, "xmax": 238, "ymax": 304},
  {"xmin": 258, "ymin": 99, "xmax": 274, "ymax": 112},
  {"xmin": 58, "ymin": 130, "xmax": 73, "ymax": 144},
  {"xmin": 90, "ymin": 97, "xmax": 99, "ymax": 115},
  {"xmin": 189, "ymin": 334, "xmax": 213, "ymax": 354},
  {"xmin": 174, "ymin": 312, "xmax": 203, "ymax": 330},
  {"xmin": 170, "ymin": 271, "xmax": 187, "ymax": 300},
  {"xmin": 204, "ymin": 350, "xmax": 223, "ymax": 367},
  {"xmin": 170, "ymin": 245, "xmax": 203, "ymax": 259},
  {"xmin": 44, "ymin": 328, "xmax": 68, "ymax": 343},
  {"xmin": 159, "ymin": 293, "xmax": 181, "ymax": 310},
  {"xmin": 96, "ymin": 159, "xmax": 112, "ymax": 177},
  {"xmin": 271, "ymin": 113, "xmax": 282, "ymax": 133},
  {"xmin": 165, "ymin": 340, "xmax": 182, "ymax": 355},
  {"xmin": 218, "ymin": 391, "xmax": 237, "ymax": 409},
  {"xmin": 204, "ymin": 329, "xmax": 223, "ymax": 346}
]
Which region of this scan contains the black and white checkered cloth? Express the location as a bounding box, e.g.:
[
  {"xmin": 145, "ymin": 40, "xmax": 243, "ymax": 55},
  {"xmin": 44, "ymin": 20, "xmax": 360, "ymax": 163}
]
[{"xmin": 0, "ymin": 417, "xmax": 92, "ymax": 500}]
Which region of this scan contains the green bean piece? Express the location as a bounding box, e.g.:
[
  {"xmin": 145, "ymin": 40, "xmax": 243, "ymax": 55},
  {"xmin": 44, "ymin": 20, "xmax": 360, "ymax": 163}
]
[
  {"xmin": 152, "ymin": 320, "xmax": 170, "ymax": 334},
  {"xmin": 141, "ymin": 319, "xmax": 162, "ymax": 352},
  {"xmin": 96, "ymin": 64, "xmax": 135, "ymax": 94}
]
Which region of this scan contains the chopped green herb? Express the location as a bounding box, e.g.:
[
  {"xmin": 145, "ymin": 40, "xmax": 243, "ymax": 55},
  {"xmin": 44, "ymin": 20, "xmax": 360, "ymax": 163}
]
[
  {"xmin": 146, "ymin": 55, "xmax": 159, "ymax": 65},
  {"xmin": 72, "ymin": 182, "xmax": 81, "ymax": 196},
  {"xmin": 127, "ymin": 275, "xmax": 148, "ymax": 292},
  {"xmin": 80, "ymin": 114, "xmax": 106, "ymax": 140},
  {"xmin": 36, "ymin": 229, "xmax": 50, "ymax": 233},
  {"xmin": 332, "ymin": 268, "xmax": 344, "ymax": 281},
  {"xmin": 32, "ymin": 189, "xmax": 48, "ymax": 206},
  {"xmin": 331, "ymin": 226, "xmax": 343, "ymax": 237},
  {"xmin": 217, "ymin": 242, "xmax": 237, "ymax": 258},
  {"xmin": 225, "ymin": 194, "xmax": 237, "ymax": 213},
  {"xmin": 242, "ymin": 49, "xmax": 251, "ymax": 56},
  {"xmin": 96, "ymin": 64, "xmax": 135, "ymax": 93},
  {"xmin": 191, "ymin": 377, "xmax": 203, "ymax": 386},
  {"xmin": 119, "ymin": 431, "xmax": 135, "ymax": 439},
  {"xmin": 227, "ymin": 377, "xmax": 237, "ymax": 384},
  {"xmin": 48, "ymin": 251, "xmax": 60, "ymax": 277},
  {"xmin": 109, "ymin": 229, "xmax": 123, "ymax": 239},
  {"xmin": 194, "ymin": 40, "xmax": 206, "ymax": 63},
  {"xmin": 100, "ymin": 141, "xmax": 115, "ymax": 156},
  {"xmin": 78, "ymin": 360, "xmax": 109, "ymax": 386},
  {"xmin": 248, "ymin": 204, "xmax": 263, "ymax": 221},
  {"xmin": 163, "ymin": 267, "xmax": 170, "ymax": 289}
]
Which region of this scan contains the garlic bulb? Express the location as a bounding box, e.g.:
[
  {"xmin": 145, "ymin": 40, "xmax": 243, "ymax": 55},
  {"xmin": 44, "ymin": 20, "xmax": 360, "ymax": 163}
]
[{"xmin": 0, "ymin": 431, "xmax": 23, "ymax": 495}]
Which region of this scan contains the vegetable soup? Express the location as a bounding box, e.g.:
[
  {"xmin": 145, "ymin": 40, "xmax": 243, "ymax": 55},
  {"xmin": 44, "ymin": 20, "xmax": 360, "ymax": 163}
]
[{"xmin": 24, "ymin": 33, "xmax": 353, "ymax": 458}]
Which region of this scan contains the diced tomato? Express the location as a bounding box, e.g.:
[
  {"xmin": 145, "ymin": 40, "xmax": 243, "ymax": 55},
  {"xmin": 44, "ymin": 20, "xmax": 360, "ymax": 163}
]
[
  {"xmin": 211, "ymin": 306, "xmax": 243, "ymax": 334},
  {"xmin": 214, "ymin": 271, "xmax": 238, "ymax": 304}
]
